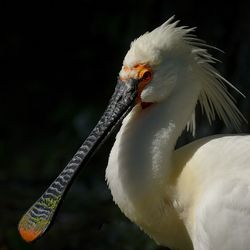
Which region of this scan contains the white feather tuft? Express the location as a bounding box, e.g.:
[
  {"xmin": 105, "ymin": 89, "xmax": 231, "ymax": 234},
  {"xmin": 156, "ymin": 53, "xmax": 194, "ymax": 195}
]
[
  {"xmin": 165, "ymin": 17, "xmax": 246, "ymax": 134},
  {"xmin": 184, "ymin": 33, "xmax": 246, "ymax": 134}
]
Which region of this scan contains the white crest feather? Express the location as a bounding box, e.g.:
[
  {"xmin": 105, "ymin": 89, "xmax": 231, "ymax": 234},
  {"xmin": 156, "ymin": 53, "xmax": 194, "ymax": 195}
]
[{"xmin": 184, "ymin": 25, "xmax": 246, "ymax": 135}]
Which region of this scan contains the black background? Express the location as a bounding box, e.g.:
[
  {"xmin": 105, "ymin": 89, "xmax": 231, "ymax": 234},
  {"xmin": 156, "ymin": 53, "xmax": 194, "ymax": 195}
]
[{"xmin": 1, "ymin": 1, "xmax": 250, "ymax": 250}]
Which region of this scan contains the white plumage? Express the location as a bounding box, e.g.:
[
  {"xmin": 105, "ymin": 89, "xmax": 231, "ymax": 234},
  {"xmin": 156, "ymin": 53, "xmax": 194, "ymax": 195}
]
[{"xmin": 105, "ymin": 17, "xmax": 250, "ymax": 250}]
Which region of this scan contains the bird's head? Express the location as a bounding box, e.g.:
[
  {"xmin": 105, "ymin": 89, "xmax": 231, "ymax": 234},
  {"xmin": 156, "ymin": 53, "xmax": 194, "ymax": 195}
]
[{"xmin": 119, "ymin": 17, "xmax": 195, "ymax": 106}]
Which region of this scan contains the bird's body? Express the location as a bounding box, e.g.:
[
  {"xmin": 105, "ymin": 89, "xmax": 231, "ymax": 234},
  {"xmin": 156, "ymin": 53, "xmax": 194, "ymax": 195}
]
[
  {"xmin": 108, "ymin": 128, "xmax": 250, "ymax": 249},
  {"xmin": 106, "ymin": 18, "xmax": 249, "ymax": 250}
]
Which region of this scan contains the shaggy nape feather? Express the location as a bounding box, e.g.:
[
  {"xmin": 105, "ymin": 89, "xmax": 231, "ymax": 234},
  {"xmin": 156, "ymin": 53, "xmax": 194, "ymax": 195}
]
[{"xmin": 167, "ymin": 17, "xmax": 246, "ymax": 135}]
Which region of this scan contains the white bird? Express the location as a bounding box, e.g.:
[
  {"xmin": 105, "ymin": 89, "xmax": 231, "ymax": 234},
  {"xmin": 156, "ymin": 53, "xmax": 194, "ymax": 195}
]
[{"xmin": 19, "ymin": 17, "xmax": 250, "ymax": 250}]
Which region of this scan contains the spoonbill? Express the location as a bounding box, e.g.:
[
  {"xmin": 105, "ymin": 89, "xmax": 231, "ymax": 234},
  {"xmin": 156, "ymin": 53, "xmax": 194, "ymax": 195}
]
[{"xmin": 19, "ymin": 17, "xmax": 249, "ymax": 250}]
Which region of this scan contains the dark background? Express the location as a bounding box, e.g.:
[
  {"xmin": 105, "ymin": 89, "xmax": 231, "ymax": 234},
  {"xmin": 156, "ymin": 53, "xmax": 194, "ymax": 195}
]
[{"xmin": 1, "ymin": 1, "xmax": 250, "ymax": 250}]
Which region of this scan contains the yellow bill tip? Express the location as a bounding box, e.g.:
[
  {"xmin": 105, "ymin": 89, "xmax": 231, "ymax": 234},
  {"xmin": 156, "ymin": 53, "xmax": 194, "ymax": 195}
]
[{"xmin": 18, "ymin": 226, "xmax": 41, "ymax": 243}]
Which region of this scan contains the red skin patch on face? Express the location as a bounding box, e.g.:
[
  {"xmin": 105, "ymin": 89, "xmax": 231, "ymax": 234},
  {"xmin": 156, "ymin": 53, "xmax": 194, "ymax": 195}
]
[{"xmin": 141, "ymin": 102, "xmax": 153, "ymax": 109}]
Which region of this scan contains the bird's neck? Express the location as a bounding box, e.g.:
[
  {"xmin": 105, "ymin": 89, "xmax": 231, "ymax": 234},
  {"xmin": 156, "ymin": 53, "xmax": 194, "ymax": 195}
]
[
  {"xmin": 106, "ymin": 77, "xmax": 200, "ymax": 210},
  {"xmin": 106, "ymin": 77, "xmax": 200, "ymax": 249}
]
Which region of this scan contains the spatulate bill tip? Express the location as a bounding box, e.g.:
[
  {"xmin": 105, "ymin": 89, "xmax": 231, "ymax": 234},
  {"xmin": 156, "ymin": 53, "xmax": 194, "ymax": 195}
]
[
  {"xmin": 18, "ymin": 225, "xmax": 42, "ymax": 243},
  {"xmin": 18, "ymin": 213, "xmax": 49, "ymax": 243}
]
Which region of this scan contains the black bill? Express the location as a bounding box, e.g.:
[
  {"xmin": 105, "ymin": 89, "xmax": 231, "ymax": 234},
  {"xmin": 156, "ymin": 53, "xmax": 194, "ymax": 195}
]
[{"xmin": 18, "ymin": 78, "xmax": 139, "ymax": 243}]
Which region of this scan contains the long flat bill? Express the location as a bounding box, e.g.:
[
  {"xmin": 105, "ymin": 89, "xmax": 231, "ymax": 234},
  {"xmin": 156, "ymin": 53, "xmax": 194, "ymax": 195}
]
[{"xmin": 18, "ymin": 79, "xmax": 138, "ymax": 242}]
